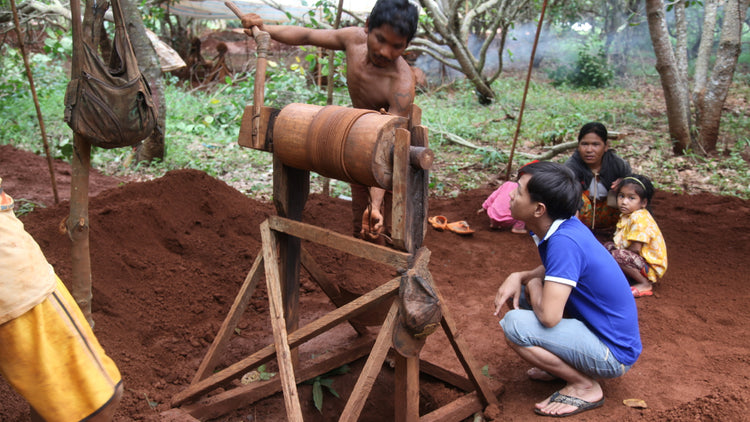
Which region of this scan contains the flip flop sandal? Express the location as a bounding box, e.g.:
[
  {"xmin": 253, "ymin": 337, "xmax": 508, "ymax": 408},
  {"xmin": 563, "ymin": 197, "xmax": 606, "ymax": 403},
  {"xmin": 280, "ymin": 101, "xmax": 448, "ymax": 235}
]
[
  {"xmin": 446, "ymin": 220, "xmax": 475, "ymax": 236},
  {"xmin": 631, "ymin": 286, "xmax": 654, "ymax": 298},
  {"xmin": 534, "ymin": 391, "xmax": 605, "ymax": 417},
  {"xmin": 428, "ymin": 215, "xmax": 448, "ymax": 231}
]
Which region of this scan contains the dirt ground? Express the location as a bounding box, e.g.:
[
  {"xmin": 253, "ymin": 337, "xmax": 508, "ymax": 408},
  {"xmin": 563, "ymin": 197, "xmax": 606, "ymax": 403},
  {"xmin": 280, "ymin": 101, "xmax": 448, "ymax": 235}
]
[{"xmin": 1, "ymin": 143, "xmax": 749, "ymax": 421}]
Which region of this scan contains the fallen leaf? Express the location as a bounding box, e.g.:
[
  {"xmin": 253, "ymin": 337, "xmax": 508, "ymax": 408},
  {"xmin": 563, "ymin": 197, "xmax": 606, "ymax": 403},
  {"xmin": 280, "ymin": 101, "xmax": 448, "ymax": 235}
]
[{"xmin": 623, "ymin": 398, "xmax": 648, "ymax": 409}]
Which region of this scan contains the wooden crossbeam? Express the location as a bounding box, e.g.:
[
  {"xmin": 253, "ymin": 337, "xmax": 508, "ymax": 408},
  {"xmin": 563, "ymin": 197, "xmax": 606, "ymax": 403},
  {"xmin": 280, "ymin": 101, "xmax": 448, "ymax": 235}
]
[
  {"xmin": 181, "ymin": 337, "xmax": 376, "ymax": 421},
  {"xmin": 191, "ymin": 253, "xmax": 264, "ymax": 384},
  {"xmin": 268, "ymin": 215, "xmax": 412, "ymax": 269},
  {"xmin": 339, "ymin": 301, "xmax": 400, "ymax": 421},
  {"xmin": 171, "ymin": 275, "xmax": 401, "ymax": 407}
]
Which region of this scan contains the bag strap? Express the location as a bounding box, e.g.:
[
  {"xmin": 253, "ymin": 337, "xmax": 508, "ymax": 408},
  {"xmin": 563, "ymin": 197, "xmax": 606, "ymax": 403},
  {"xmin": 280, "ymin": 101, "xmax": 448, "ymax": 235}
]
[{"xmin": 109, "ymin": 0, "xmax": 126, "ymax": 29}]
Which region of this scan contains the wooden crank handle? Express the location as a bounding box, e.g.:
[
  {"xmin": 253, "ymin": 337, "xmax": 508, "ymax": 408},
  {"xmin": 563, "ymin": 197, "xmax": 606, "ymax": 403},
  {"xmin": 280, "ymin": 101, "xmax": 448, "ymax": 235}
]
[
  {"xmin": 224, "ymin": 1, "xmax": 264, "ymax": 38},
  {"xmin": 409, "ymin": 146, "xmax": 433, "ymax": 170}
]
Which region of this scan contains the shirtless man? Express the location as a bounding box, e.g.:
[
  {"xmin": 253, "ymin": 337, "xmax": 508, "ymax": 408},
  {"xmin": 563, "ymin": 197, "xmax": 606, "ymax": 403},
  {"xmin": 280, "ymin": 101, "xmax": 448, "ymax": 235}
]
[{"xmin": 241, "ymin": 0, "xmax": 419, "ymax": 241}]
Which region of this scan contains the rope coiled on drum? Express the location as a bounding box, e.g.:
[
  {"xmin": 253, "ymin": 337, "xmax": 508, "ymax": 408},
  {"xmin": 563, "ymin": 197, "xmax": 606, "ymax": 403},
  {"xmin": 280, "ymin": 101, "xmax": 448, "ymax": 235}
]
[{"xmin": 307, "ymin": 106, "xmax": 375, "ymax": 183}]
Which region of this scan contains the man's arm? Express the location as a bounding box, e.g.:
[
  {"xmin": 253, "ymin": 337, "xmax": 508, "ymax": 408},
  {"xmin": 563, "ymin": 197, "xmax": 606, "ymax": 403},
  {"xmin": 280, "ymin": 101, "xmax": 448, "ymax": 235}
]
[
  {"xmin": 528, "ymin": 280, "xmax": 571, "ymax": 328},
  {"xmin": 493, "ymin": 265, "xmax": 546, "ymax": 315},
  {"xmin": 386, "ymin": 62, "xmax": 416, "ymax": 118},
  {"xmin": 241, "ymin": 13, "xmax": 354, "ymax": 51}
]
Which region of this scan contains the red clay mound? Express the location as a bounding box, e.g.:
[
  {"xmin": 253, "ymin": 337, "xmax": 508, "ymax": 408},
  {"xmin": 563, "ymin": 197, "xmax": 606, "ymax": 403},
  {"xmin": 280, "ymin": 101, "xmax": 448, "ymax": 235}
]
[{"xmin": 1, "ymin": 144, "xmax": 749, "ymax": 421}]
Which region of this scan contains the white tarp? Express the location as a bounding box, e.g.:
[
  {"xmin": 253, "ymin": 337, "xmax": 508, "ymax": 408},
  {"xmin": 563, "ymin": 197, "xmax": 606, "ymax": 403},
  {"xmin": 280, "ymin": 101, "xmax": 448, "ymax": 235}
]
[{"xmin": 167, "ymin": 0, "xmax": 376, "ymax": 21}]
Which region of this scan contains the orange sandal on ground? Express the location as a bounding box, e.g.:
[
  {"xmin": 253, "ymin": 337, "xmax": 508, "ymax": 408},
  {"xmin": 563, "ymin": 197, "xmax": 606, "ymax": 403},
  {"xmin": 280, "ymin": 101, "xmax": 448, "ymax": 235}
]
[
  {"xmin": 446, "ymin": 220, "xmax": 475, "ymax": 236},
  {"xmin": 631, "ymin": 286, "xmax": 653, "ymax": 298},
  {"xmin": 428, "ymin": 215, "xmax": 448, "ymax": 231}
]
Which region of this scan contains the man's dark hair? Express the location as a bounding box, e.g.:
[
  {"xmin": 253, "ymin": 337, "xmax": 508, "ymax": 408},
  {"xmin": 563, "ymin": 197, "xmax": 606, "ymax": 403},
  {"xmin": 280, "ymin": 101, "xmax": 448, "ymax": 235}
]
[
  {"xmin": 577, "ymin": 122, "xmax": 608, "ymax": 144},
  {"xmin": 519, "ymin": 161, "xmax": 582, "ymax": 220},
  {"xmin": 368, "ymin": 0, "xmax": 419, "ymax": 42}
]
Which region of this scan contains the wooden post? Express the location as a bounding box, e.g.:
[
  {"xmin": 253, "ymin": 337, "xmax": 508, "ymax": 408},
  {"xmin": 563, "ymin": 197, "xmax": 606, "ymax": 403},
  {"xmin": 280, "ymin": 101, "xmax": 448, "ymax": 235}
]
[{"xmin": 272, "ymin": 157, "xmax": 309, "ymax": 367}]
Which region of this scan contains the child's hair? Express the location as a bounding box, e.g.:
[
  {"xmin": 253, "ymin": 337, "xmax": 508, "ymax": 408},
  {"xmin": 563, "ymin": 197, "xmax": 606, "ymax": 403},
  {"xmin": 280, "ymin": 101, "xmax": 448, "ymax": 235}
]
[
  {"xmin": 619, "ymin": 174, "xmax": 655, "ymax": 209},
  {"xmin": 368, "ymin": 0, "xmax": 419, "ymax": 42},
  {"xmin": 577, "ymin": 122, "xmax": 608, "ymax": 144},
  {"xmin": 518, "ymin": 161, "xmax": 582, "ymax": 220}
]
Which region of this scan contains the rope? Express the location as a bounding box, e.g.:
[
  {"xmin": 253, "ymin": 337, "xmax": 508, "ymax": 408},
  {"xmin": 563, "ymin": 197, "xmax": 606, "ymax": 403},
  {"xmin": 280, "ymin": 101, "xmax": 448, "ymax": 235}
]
[{"xmin": 307, "ymin": 106, "xmax": 374, "ymax": 183}]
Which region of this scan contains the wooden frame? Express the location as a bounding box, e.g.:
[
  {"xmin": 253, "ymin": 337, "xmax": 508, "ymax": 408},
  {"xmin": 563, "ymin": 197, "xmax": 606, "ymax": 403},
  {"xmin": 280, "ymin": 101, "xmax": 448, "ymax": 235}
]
[{"xmin": 169, "ymin": 104, "xmax": 499, "ymax": 420}]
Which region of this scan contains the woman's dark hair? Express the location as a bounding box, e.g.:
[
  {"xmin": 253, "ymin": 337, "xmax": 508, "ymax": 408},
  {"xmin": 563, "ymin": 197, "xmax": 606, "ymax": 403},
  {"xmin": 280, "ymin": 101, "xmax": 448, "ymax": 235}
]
[
  {"xmin": 519, "ymin": 161, "xmax": 582, "ymax": 220},
  {"xmin": 577, "ymin": 122, "xmax": 608, "ymax": 144},
  {"xmin": 618, "ymin": 174, "xmax": 655, "ymax": 209},
  {"xmin": 368, "ymin": 0, "xmax": 419, "ymax": 42}
]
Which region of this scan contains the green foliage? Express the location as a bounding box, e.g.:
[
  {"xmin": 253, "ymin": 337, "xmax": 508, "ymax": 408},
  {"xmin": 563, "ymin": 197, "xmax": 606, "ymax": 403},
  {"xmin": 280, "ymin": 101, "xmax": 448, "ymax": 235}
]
[
  {"xmin": 1, "ymin": 47, "xmax": 748, "ymax": 202},
  {"xmin": 42, "ymin": 27, "xmax": 73, "ymax": 60},
  {"xmin": 11, "ymin": 199, "xmax": 46, "ymax": 217},
  {"xmin": 548, "ymin": 44, "xmax": 614, "ymax": 88},
  {"xmin": 303, "ymin": 365, "xmax": 350, "ymax": 412}
]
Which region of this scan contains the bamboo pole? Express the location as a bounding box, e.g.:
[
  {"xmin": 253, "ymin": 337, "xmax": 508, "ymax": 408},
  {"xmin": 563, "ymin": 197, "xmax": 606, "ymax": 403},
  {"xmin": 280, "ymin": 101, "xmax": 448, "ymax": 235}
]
[
  {"xmin": 9, "ymin": 0, "xmax": 59, "ymax": 204},
  {"xmin": 504, "ymin": 0, "xmax": 549, "ymax": 180}
]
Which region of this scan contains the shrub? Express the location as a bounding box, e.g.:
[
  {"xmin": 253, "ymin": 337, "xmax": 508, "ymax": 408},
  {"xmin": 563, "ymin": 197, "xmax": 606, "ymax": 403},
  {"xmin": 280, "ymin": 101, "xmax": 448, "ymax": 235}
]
[{"xmin": 548, "ymin": 44, "xmax": 614, "ymax": 88}]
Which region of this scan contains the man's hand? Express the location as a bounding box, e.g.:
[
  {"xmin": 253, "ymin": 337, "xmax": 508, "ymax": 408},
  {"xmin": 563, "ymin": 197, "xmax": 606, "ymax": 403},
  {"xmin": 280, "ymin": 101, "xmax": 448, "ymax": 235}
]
[
  {"xmin": 241, "ymin": 13, "xmax": 264, "ymax": 31},
  {"xmin": 360, "ymin": 208, "xmax": 384, "ymax": 241},
  {"xmin": 493, "ymin": 272, "xmax": 524, "ymax": 316}
]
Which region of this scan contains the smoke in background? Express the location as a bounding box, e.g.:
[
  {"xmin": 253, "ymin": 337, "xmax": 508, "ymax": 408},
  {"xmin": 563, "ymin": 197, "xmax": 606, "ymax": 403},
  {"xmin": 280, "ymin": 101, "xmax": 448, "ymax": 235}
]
[{"xmin": 414, "ymin": 21, "xmax": 655, "ymax": 85}]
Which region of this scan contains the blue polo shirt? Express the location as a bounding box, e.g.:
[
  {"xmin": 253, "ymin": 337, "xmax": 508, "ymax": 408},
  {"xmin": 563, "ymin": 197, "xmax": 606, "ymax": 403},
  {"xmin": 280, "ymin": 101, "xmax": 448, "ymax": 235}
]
[{"xmin": 533, "ymin": 218, "xmax": 642, "ymax": 365}]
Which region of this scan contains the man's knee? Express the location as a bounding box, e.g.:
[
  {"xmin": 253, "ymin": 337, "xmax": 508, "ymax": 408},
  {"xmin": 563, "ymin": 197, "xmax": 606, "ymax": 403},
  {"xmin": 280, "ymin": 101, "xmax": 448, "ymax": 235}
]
[{"xmin": 499, "ymin": 309, "xmax": 535, "ymax": 347}]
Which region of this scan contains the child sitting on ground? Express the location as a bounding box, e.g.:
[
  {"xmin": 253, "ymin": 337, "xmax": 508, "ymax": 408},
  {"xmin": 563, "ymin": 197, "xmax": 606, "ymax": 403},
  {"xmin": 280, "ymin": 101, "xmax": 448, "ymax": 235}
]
[
  {"xmin": 478, "ymin": 181, "xmax": 527, "ymax": 234},
  {"xmin": 604, "ymin": 174, "xmax": 667, "ymax": 297}
]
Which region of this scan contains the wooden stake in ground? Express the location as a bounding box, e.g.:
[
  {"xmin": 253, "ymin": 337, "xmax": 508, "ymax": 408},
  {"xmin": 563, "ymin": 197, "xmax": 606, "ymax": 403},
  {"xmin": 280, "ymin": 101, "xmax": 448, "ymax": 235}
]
[{"xmin": 9, "ymin": 0, "xmax": 59, "ymax": 204}]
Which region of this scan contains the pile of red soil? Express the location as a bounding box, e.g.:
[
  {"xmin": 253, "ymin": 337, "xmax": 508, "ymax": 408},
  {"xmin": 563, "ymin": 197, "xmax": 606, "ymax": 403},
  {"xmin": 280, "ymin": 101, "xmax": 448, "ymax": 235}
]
[{"xmin": 1, "ymin": 144, "xmax": 749, "ymax": 421}]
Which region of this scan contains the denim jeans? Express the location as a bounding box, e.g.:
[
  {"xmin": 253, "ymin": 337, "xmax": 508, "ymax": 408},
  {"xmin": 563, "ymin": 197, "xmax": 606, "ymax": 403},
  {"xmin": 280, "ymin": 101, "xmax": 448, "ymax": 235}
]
[{"xmin": 500, "ymin": 306, "xmax": 630, "ymax": 379}]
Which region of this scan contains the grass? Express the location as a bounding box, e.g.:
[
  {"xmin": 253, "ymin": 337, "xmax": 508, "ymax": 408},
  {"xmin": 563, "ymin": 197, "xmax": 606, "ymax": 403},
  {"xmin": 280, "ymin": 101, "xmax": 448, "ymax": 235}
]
[{"xmin": 1, "ymin": 45, "xmax": 749, "ymax": 201}]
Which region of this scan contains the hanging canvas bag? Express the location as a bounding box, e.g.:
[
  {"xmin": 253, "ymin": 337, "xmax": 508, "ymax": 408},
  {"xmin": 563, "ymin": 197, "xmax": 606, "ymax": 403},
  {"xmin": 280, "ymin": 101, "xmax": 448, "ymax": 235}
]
[{"xmin": 64, "ymin": 0, "xmax": 157, "ymax": 149}]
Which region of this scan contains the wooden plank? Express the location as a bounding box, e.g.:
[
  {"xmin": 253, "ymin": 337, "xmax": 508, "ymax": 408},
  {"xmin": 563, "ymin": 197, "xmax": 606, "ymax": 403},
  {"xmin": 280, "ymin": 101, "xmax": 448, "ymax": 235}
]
[
  {"xmin": 394, "ymin": 354, "xmax": 420, "ymax": 422},
  {"xmin": 159, "ymin": 408, "xmax": 201, "ymax": 422},
  {"xmin": 418, "ymin": 358, "xmax": 474, "ymax": 392},
  {"xmin": 391, "ymin": 128, "xmax": 410, "ymax": 251},
  {"xmin": 408, "ymin": 125, "xmax": 429, "ymax": 250},
  {"xmin": 419, "ymin": 391, "xmax": 484, "ymax": 422},
  {"xmin": 268, "ymin": 215, "xmax": 411, "ymax": 269},
  {"xmin": 260, "ymin": 220, "xmax": 303, "ymax": 421},
  {"xmin": 339, "ymin": 301, "xmax": 400, "ymax": 421},
  {"xmin": 300, "ymin": 247, "xmax": 368, "ymax": 335},
  {"xmin": 409, "ymin": 104, "xmax": 422, "ymax": 128},
  {"xmin": 183, "ymin": 337, "xmax": 376, "ymax": 421},
  {"xmin": 171, "ymin": 276, "xmax": 400, "ymax": 407},
  {"xmin": 435, "ymin": 292, "xmax": 499, "ymax": 408},
  {"xmin": 192, "ymin": 253, "xmax": 264, "ymax": 384},
  {"xmin": 237, "ymin": 104, "xmax": 255, "ymax": 148}
]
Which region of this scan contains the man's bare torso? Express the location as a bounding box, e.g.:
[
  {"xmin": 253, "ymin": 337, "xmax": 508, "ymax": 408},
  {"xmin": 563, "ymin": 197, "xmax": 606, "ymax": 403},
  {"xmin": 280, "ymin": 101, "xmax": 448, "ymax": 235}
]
[{"xmin": 343, "ymin": 29, "xmax": 414, "ymax": 117}]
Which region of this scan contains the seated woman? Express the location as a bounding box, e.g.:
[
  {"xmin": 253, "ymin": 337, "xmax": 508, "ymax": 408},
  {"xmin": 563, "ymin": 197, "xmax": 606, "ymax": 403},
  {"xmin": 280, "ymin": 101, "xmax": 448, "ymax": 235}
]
[{"xmin": 565, "ymin": 122, "xmax": 631, "ymax": 232}]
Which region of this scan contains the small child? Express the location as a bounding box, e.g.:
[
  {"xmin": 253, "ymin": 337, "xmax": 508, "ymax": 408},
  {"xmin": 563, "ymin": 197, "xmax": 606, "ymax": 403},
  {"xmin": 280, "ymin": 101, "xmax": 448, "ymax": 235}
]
[
  {"xmin": 604, "ymin": 174, "xmax": 667, "ymax": 297},
  {"xmin": 478, "ymin": 181, "xmax": 527, "ymax": 234}
]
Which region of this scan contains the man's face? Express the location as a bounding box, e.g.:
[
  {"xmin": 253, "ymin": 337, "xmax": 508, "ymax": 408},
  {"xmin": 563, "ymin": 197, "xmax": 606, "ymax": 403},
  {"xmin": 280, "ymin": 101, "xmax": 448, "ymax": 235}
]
[
  {"xmin": 365, "ymin": 24, "xmax": 409, "ymax": 68},
  {"xmin": 509, "ymin": 174, "xmax": 536, "ymax": 222}
]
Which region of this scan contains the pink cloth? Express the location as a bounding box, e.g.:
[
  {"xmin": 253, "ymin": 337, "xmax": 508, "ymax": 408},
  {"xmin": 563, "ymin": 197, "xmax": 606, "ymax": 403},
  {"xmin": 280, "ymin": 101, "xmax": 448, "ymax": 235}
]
[{"xmin": 482, "ymin": 182, "xmax": 525, "ymax": 230}]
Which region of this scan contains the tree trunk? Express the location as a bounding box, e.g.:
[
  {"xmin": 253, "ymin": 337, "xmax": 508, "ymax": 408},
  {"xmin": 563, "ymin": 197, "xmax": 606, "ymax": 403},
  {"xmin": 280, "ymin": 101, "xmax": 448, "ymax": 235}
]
[
  {"xmin": 693, "ymin": 0, "xmax": 720, "ymax": 98},
  {"xmin": 696, "ymin": 0, "xmax": 748, "ymax": 152},
  {"xmin": 646, "ymin": 0, "xmax": 692, "ymax": 153},
  {"xmin": 119, "ymin": 0, "xmax": 166, "ymax": 162},
  {"xmin": 66, "ymin": 0, "xmax": 94, "ymax": 325}
]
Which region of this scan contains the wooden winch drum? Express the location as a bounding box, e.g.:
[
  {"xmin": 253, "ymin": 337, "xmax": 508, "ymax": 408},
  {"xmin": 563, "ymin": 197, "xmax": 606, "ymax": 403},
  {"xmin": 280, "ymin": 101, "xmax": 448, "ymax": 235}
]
[{"xmin": 273, "ymin": 103, "xmax": 409, "ymax": 190}]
